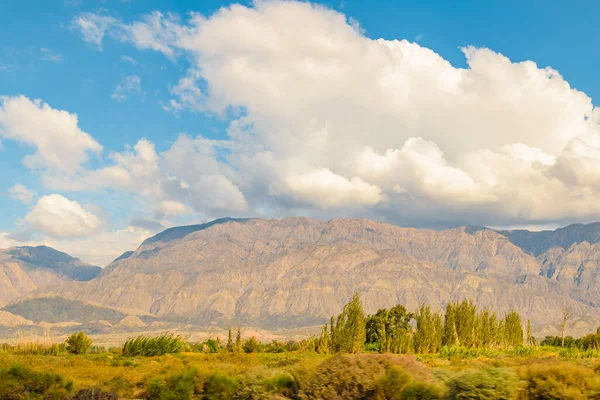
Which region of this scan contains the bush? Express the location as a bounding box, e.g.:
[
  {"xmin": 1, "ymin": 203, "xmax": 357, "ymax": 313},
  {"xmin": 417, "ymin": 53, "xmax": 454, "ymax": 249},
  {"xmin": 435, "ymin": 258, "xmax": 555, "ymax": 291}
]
[
  {"xmin": 70, "ymin": 388, "xmax": 119, "ymax": 400},
  {"xmin": 400, "ymin": 381, "xmax": 445, "ymax": 399},
  {"xmin": 66, "ymin": 331, "xmax": 93, "ymax": 355},
  {"xmin": 523, "ymin": 363, "xmax": 600, "ymax": 399},
  {"xmin": 202, "ymin": 372, "xmax": 238, "ymax": 400},
  {"xmin": 0, "ymin": 364, "xmax": 72, "ymax": 399},
  {"xmin": 236, "ymin": 373, "xmax": 298, "ymax": 399},
  {"xmin": 300, "ymin": 354, "xmax": 390, "ymax": 399},
  {"xmin": 243, "ymin": 337, "xmax": 261, "ymax": 353},
  {"xmin": 447, "ymin": 368, "xmax": 520, "ymax": 399},
  {"xmin": 378, "ymin": 366, "xmax": 411, "ymax": 399},
  {"xmin": 146, "ymin": 368, "xmax": 199, "ymax": 400},
  {"xmin": 122, "ymin": 333, "xmax": 186, "ymax": 357}
]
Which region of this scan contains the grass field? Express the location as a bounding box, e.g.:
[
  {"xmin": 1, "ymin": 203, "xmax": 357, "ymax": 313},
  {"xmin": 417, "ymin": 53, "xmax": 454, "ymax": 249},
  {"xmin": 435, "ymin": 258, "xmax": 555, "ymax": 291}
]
[{"xmin": 2, "ymin": 346, "xmax": 600, "ymax": 399}]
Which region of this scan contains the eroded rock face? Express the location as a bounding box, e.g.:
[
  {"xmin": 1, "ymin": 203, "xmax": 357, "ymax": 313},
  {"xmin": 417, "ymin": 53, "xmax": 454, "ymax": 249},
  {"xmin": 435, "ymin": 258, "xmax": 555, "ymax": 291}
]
[
  {"xmin": 0, "ymin": 246, "xmax": 101, "ymax": 306},
  {"xmin": 16, "ymin": 217, "xmax": 600, "ymax": 333}
]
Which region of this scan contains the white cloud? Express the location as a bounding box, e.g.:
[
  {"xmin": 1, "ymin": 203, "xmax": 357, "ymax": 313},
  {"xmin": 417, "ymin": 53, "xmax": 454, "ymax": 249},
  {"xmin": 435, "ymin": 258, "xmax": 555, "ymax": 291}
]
[
  {"xmin": 0, "ymin": 225, "xmax": 153, "ymax": 266},
  {"xmin": 0, "ymin": 95, "xmax": 102, "ymax": 173},
  {"xmin": 155, "ymin": 200, "xmax": 194, "ymax": 218},
  {"xmin": 121, "ymin": 55, "xmax": 137, "ymax": 64},
  {"xmin": 71, "ymin": 13, "xmax": 117, "ymax": 49},
  {"xmin": 44, "ymin": 135, "xmax": 247, "ymax": 218},
  {"xmin": 65, "ymin": 1, "xmax": 600, "ymax": 228},
  {"xmin": 112, "ymin": 75, "xmax": 143, "ymax": 101},
  {"xmin": 9, "ymin": 184, "xmax": 36, "ymax": 204},
  {"xmin": 40, "ymin": 48, "xmax": 63, "ymax": 63},
  {"xmin": 283, "ymin": 168, "xmax": 384, "ymax": 208},
  {"xmin": 25, "ymin": 194, "xmax": 102, "ymax": 238}
]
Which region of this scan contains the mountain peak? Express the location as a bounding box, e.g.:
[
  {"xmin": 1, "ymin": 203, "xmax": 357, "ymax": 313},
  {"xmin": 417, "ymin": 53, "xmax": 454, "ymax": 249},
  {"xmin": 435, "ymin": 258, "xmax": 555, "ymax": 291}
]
[
  {"xmin": 500, "ymin": 222, "xmax": 600, "ymax": 256},
  {"xmin": 141, "ymin": 217, "xmax": 253, "ymax": 246}
]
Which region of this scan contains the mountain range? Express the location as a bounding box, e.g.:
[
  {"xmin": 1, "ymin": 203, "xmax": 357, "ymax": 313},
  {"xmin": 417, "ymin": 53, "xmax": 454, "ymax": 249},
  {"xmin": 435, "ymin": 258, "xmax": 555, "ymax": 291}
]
[{"xmin": 3, "ymin": 217, "xmax": 600, "ymax": 337}]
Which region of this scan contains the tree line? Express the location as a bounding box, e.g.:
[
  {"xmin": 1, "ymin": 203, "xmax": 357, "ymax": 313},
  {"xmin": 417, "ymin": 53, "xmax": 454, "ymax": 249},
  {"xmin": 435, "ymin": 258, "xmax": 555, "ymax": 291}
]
[{"xmin": 311, "ymin": 294, "xmax": 531, "ymax": 354}]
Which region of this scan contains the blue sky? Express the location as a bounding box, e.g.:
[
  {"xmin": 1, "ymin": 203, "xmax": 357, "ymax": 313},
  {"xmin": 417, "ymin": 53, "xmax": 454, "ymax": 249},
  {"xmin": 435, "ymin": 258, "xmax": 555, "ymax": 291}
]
[{"xmin": 1, "ymin": 0, "xmax": 599, "ymax": 264}]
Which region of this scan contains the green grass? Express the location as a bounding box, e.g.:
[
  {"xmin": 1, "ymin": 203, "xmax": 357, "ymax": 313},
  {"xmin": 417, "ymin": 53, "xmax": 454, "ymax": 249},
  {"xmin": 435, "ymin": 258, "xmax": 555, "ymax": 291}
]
[
  {"xmin": 1, "ymin": 344, "xmax": 600, "ymax": 399},
  {"xmin": 122, "ymin": 333, "xmax": 187, "ymax": 357}
]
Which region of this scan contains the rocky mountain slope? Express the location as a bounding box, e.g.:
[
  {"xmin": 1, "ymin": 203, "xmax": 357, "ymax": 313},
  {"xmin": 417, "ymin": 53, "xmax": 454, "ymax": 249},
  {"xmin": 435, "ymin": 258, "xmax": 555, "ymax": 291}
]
[
  {"xmin": 0, "ymin": 246, "xmax": 101, "ymax": 306},
  {"xmin": 8, "ymin": 217, "xmax": 600, "ymax": 335},
  {"xmin": 500, "ymin": 223, "xmax": 600, "ymax": 256}
]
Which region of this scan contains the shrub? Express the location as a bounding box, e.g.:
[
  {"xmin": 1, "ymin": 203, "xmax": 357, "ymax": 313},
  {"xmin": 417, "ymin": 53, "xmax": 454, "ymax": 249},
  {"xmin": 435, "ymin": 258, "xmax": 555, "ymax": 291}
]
[
  {"xmin": 70, "ymin": 388, "xmax": 119, "ymax": 400},
  {"xmin": 378, "ymin": 366, "xmax": 411, "ymax": 400},
  {"xmin": 400, "ymin": 381, "xmax": 446, "ymax": 399},
  {"xmin": 447, "ymin": 368, "xmax": 520, "ymax": 399},
  {"xmin": 243, "ymin": 337, "xmax": 261, "ymax": 353},
  {"xmin": 122, "ymin": 333, "xmax": 186, "ymax": 357},
  {"xmin": 146, "ymin": 368, "xmax": 199, "ymax": 400},
  {"xmin": 236, "ymin": 373, "xmax": 298, "ymax": 400},
  {"xmin": 523, "ymin": 363, "xmax": 600, "ymax": 399},
  {"xmin": 202, "ymin": 372, "xmax": 238, "ymax": 400},
  {"xmin": 300, "ymin": 354, "xmax": 390, "ymax": 399},
  {"xmin": 0, "ymin": 364, "xmax": 72, "ymax": 399},
  {"xmin": 66, "ymin": 331, "xmax": 93, "ymax": 355}
]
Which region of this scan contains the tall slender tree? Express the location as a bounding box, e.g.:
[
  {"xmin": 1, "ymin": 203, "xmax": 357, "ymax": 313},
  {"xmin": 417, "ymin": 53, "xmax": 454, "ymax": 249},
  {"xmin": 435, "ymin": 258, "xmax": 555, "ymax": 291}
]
[
  {"xmin": 561, "ymin": 305, "xmax": 572, "ymax": 348},
  {"xmin": 227, "ymin": 326, "xmax": 234, "ymax": 352},
  {"xmin": 333, "ymin": 293, "xmax": 366, "ymax": 353}
]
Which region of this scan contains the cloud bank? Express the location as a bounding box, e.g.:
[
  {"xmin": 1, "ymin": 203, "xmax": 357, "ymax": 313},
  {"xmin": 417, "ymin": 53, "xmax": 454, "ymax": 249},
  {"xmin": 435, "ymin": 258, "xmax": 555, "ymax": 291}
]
[{"xmin": 4, "ymin": 0, "xmax": 600, "ymax": 264}]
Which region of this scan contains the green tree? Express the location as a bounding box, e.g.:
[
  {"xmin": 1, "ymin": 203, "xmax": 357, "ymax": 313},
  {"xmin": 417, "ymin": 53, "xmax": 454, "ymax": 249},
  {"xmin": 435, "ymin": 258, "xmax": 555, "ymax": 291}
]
[
  {"xmin": 243, "ymin": 337, "xmax": 260, "ymax": 353},
  {"xmin": 226, "ymin": 326, "xmax": 234, "ymax": 352},
  {"xmin": 366, "ymin": 308, "xmax": 389, "ymax": 352},
  {"xmin": 413, "ymin": 304, "xmax": 442, "ymax": 354},
  {"xmin": 388, "ymin": 304, "xmax": 413, "ymax": 354},
  {"xmin": 502, "ymin": 310, "xmax": 523, "ymax": 347},
  {"xmin": 442, "ymin": 302, "xmax": 459, "ymax": 347},
  {"xmin": 317, "ymin": 323, "xmax": 332, "ymax": 354},
  {"xmin": 235, "ymin": 326, "xmax": 242, "ymax": 353},
  {"xmin": 455, "ymin": 300, "xmax": 477, "ymax": 348},
  {"xmin": 479, "ymin": 309, "xmax": 499, "ymax": 348},
  {"xmin": 65, "ymin": 331, "xmax": 92, "ymax": 354},
  {"xmin": 333, "ymin": 293, "xmax": 366, "ymax": 353}
]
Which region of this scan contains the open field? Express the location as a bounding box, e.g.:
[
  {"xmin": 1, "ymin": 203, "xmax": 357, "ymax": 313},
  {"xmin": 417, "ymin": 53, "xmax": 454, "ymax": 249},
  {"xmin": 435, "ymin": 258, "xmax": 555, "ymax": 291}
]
[{"xmin": 3, "ymin": 346, "xmax": 600, "ymax": 399}]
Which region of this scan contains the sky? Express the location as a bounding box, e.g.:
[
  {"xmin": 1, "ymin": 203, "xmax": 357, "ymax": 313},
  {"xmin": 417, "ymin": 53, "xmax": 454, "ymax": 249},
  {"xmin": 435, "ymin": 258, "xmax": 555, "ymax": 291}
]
[{"xmin": 1, "ymin": 0, "xmax": 599, "ymax": 265}]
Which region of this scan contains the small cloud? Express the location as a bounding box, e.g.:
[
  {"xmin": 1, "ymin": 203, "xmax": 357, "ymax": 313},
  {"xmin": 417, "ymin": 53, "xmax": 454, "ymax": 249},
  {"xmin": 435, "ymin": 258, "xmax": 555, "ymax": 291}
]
[
  {"xmin": 415, "ymin": 33, "xmax": 424, "ymax": 42},
  {"xmin": 161, "ymin": 99, "xmax": 183, "ymax": 114},
  {"xmin": 64, "ymin": 0, "xmax": 81, "ymax": 5},
  {"xmin": 40, "ymin": 48, "xmax": 63, "ymax": 63},
  {"xmin": 112, "ymin": 75, "xmax": 143, "ymax": 101},
  {"xmin": 71, "ymin": 13, "xmax": 118, "ymax": 49},
  {"xmin": 129, "ymin": 216, "xmax": 164, "ymax": 232},
  {"xmin": 9, "ymin": 184, "xmax": 36, "ymax": 204},
  {"xmin": 121, "ymin": 55, "xmax": 137, "ymax": 65}
]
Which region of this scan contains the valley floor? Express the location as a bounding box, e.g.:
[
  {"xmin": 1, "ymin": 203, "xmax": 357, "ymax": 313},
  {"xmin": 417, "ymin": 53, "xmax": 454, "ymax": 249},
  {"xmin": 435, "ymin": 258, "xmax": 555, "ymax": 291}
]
[{"xmin": 2, "ymin": 348, "xmax": 600, "ymax": 399}]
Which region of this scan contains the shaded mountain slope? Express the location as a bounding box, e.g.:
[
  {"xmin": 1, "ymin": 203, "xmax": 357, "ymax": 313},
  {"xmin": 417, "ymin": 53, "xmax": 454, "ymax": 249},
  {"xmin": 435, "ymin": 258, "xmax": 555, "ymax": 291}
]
[
  {"xmin": 500, "ymin": 222, "xmax": 600, "ymax": 256},
  {"xmin": 0, "ymin": 246, "xmax": 101, "ymax": 306}
]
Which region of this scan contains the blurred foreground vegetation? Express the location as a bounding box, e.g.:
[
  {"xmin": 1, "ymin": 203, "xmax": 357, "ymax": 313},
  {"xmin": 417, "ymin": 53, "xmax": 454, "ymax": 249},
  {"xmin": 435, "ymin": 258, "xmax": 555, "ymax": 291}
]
[{"xmin": 4, "ymin": 347, "xmax": 600, "ymax": 399}]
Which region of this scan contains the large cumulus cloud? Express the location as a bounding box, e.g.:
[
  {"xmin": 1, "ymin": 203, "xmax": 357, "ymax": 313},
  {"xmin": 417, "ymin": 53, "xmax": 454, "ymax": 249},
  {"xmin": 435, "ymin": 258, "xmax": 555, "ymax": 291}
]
[{"xmin": 69, "ymin": 0, "xmax": 600, "ymax": 227}]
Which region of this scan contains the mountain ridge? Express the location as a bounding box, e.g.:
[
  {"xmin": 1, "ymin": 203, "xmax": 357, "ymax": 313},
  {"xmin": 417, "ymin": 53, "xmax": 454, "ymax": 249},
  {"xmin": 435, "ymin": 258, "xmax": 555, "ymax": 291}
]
[
  {"xmin": 5, "ymin": 218, "xmax": 600, "ymax": 336},
  {"xmin": 0, "ymin": 245, "xmax": 101, "ymax": 307}
]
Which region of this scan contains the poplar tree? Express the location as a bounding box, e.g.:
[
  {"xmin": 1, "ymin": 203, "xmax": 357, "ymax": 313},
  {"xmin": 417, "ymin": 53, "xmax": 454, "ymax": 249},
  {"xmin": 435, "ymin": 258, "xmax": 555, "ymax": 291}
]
[
  {"xmin": 333, "ymin": 293, "xmax": 366, "ymax": 353},
  {"xmin": 442, "ymin": 302, "xmax": 459, "ymax": 347},
  {"xmin": 227, "ymin": 326, "xmax": 234, "ymax": 352},
  {"xmin": 235, "ymin": 326, "xmax": 242, "ymax": 352},
  {"xmin": 502, "ymin": 310, "xmax": 523, "ymax": 347},
  {"xmin": 413, "ymin": 304, "xmax": 442, "ymax": 354},
  {"xmin": 316, "ymin": 323, "xmax": 331, "ymax": 354}
]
